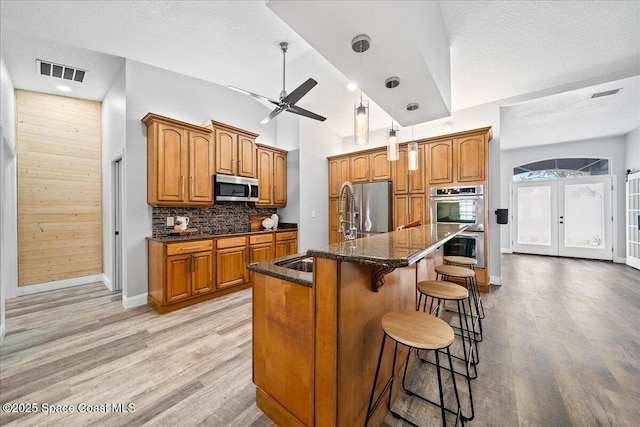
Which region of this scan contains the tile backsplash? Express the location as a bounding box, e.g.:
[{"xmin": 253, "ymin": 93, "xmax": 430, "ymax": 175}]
[{"xmin": 152, "ymin": 204, "xmax": 276, "ymax": 237}]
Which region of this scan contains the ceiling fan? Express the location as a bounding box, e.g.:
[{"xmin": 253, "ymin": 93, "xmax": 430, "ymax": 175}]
[{"xmin": 229, "ymin": 42, "xmax": 326, "ymax": 124}]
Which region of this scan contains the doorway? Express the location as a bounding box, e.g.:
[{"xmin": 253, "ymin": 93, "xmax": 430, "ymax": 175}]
[
  {"xmin": 512, "ymin": 176, "xmax": 614, "ymax": 260},
  {"xmin": 112, "ymin": 156, "xmax": 123, "ymax": 291},
  {"xmin": 627, "ymin": 171, "xmax": 640, "ymax": 269}
]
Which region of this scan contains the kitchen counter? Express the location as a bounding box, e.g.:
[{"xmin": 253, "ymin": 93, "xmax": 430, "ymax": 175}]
[
  {"xmin": 146, "ymin": 223, "xmax": 297, "ymax": 243},
  {"xmin": 247, "ymin": 253, "xmax": 312, "ymax": 287}
]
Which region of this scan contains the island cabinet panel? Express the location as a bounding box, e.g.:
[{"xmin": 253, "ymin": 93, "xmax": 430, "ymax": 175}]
[
  {"xmin": 253, "ymin": 273, "xmax": 313, "ymax": 426},
  {"xmin": 428, "ymin": 139, "xmax": 454, "ymax": 185}
]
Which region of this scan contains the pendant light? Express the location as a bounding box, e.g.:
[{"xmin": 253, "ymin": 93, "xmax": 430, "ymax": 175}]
[
  {"xmin": 406, "ymin": 102, "xmax": 420, "ymax": 171},
  {"xmin": 385, "ymin": 77, "xmax": 400, "ymax": 161},
  {"xmin": 352, "ymin": 35, "xmax": 370, "ymax": 146}
]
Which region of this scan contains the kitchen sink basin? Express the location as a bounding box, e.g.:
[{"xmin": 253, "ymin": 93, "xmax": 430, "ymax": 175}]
[{"xmin": 276, "ymin": 257, "xmax": 313, "ymax": 273}]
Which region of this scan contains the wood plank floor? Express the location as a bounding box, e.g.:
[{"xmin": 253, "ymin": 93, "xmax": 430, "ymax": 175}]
[{"xmin": 1, "ymin": 254, "xmax": 639, "ymax": 426}]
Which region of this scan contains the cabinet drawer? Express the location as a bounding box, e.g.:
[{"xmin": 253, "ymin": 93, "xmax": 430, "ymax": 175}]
[
  {"xmin": 216, "ymin": 236, "xmax": 247, "ymax": 249},
  {"xmin": 250, "ymin": 233, "xmax": 274, "ymax": 245},
  {"xmin": 166, "ymin": 240, "xmax": 213, "ymax": 255},
  {"xmin": 276, "ymin": 231, "xmax": 297, "ymax": 241}
]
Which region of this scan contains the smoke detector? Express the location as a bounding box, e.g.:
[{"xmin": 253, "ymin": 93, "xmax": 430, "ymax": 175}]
[{"xmin": 36, "ymin": 59, "xmax": 86, "ymax": 83}]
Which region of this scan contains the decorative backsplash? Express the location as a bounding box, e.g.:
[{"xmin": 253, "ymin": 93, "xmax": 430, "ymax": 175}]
[{"xmin": 152, "ymin": 204, "xmax": 276, "ymax": 237}]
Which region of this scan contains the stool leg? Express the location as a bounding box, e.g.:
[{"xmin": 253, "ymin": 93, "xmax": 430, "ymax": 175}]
[
  {"xmin": 445, "ymin": 347, "xmax": 465, "ymax": 426},
  {"xmin": 365, "ymin": 334, "xmax": 388, "ymax": 427},
  {"xmin": 435, "ymin": 350, "xmax": 447, "ymax": 427}
]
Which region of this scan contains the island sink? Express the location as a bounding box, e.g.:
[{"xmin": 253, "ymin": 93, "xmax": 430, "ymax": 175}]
[{"xmin": 275, "ymin": 256, "xmax": 314, "ymax": 273}]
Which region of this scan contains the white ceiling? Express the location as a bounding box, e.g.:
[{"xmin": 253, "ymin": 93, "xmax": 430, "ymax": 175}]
[{"xmin": 1, "ymin": 1, "xmax": 639, "ymax": 147}]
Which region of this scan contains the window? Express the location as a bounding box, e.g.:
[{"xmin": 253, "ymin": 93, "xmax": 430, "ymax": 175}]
[{"xmin": 513, "ymin": 158, "xmax": 609, "ymax": 181}]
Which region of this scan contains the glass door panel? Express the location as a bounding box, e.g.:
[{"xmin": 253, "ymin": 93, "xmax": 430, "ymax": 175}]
[
  {"xmin": 626, "ymin": 172, "xmax": 640, "ymax": 269},
  {"xmin": 512, "ymin": 181, "xmax": 558, "ymax": 255}
]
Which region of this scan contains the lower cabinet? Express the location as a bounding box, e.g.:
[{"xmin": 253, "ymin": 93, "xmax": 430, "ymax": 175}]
[
  {"xmin": 275, "ymin": 231, "xmax": 298, "ymax": 257},
  {"xmin": 148, "ymin": 230, "xmax": 298, "ymax": 314}
]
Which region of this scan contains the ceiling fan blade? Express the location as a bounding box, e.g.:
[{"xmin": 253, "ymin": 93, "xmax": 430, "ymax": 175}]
[
  {"xmin": 282, "ymin": 78, "xmax": 317, "ymax": 105},
  {"xmin": 228, "ymin": 85, "xmax": 280, "ymax": 105},
  {"xmin": 286, "ymin": 105, "xmax": 326, "ymax": 122},
  {"xmin": 260, "ymin": 106, "xmax": 286, "ymax": 124}
]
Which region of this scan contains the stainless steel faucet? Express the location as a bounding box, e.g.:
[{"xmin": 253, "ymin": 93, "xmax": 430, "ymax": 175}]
[{"xmin": 338, "ymin": 181, "xmax": 358, "ymax": 241}]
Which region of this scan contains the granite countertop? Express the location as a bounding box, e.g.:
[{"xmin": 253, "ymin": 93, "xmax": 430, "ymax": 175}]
[
  {"xmin": 147, "ymin": 223, "xmax": 298, "ymax": 242},
  {"xmin": 307, "ymin": 224, "xmax": 469, "ymax": 268},
  {"xmin": 247, "ymin": 253, "xmax": 313, "ymax": 288}
]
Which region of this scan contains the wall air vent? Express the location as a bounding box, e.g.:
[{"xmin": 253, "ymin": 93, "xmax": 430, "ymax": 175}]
[
  {"xmin": 36, "ymin": 59, "xmax": 86, "ymax": 83},
  {"xmin": 591, "ymin": 88, "xmax": 620, "ymax": 99}
]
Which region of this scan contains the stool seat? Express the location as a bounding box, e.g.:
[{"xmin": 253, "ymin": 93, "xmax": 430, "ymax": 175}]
[
  {"xmin": 444, "ymin": 256, "xmax": 477, "ymax": 266},
  {"xmin": 435, "ymin": 264, "xmax": 475, "ymax": 278},
  {"xmin": 417, "ymin": 280, "xmax": 468, "ymax": 300},
  {"xmin": 382, "ymin": 310, "xmax": 454, "ymax": 350}
]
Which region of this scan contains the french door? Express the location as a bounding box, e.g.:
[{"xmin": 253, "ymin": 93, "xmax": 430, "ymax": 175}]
[
  {"xmin": 627, "ymin": 171, "xmax": 640, "ymax": 269},
  {"xmin": 512, "ymin": 176, "xmax": 613, "ymax": 260}
]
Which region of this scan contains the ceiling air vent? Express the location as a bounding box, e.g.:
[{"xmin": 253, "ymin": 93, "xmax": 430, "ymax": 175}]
[
  {"xmin": 36, "ymin": 59, "xmax": 86, "ymax": 83},
  {"xmin": 591, "ymin": 88, "xmax": 620, "ymax": 99}
]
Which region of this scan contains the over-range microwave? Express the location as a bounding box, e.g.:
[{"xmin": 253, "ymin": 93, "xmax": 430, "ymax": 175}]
[{"xmin": 214, "ymin": 174, "xmax": 259, "ymax": 202}]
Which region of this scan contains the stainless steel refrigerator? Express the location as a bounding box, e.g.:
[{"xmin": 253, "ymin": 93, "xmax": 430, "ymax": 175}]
[{"xmin": 352, "ymin": 181, "xmax": 393, "ymax": 237}]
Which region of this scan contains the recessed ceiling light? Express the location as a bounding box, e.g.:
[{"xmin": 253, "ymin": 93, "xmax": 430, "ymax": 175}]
[
  {"xmin": 347, "ymin": 82, "xmax": 358, "ymax": 91},
  {"xmin": 56, "ymin": 85, "xmax": 71, "ymax": 92}
]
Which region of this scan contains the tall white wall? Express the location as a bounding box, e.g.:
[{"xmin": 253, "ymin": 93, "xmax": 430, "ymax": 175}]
[
  {"xmin": 122, "ymin": 60, "xmax": 276, "ymax": 300},
  {"xmin": 500, "ymin": 135, "xmax": 628, "ymax": 259},
  {"xmin": 625, "ymin": 127, "xmax": 640, "ymax": 172},
  {"xmin": 0, "ymin": 54, "xmax": 17, "ymax": 341},
  {"xmin": 101, "ymin": 63, "xmax": 126, "ymax": 291}
]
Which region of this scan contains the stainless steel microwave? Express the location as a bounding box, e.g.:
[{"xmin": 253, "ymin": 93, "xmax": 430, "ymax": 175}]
[{"xmin": 214, "ymin": 174, "xmax": 259, "ymax": 202}]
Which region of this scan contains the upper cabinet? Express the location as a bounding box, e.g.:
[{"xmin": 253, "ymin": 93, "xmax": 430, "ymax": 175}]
[
  {"xmin": 427, "ymin": 134, "xmax": 487, "ymax": 185},
  {"xmin": 393, "ymin": 145, "xmax": 425, "ymax": 194},
  {"xmin": 143, "ymin": 113, "xmax": 214, "ymax": 207},
  {"xmin": 256, "ymin": 144, "xmax": 287, "ymax": 207},
  {"xmin": 350, "ymin": 149, "xmax": 391, "ymax": 183},
  {"xmin": 328, "ymin": 157, "xmax": 350, "ymax": 198},
  {"xmin": 202, "ymin": 120, "xmax": 257, "ymax": 178}
]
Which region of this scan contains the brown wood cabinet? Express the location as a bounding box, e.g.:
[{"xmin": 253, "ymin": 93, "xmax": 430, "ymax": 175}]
[
  {"xmin": 275, "ymin": 231, "xmax": 298, "ymax": 257},
  {"xmin": 143, "ymin": 113, "xmax": 214, "ymax": 207},
  {"xmin": 256, "ymin": 144, "xmax": 287, "ymax": 207},
  {"xmin": 249, "ymin": 234, "xmax": 275, "ymax": 282},
  {"xmin": 394, "ymin": 193, "xmax": 427, "ymax": 229},
  {"xmin": 328, "ymin": 197, "xmax": 346, "ymax": 244},
  {"xmin": 216, "ymin": 236, "xmax": 249, "ymax": 289},
  {"xmin": 427, "ymin": 135, "xmax": 487, "ymax": 185},
  {"xmin": 350, "ymin": 149, "xmax": 391, "ymax": 183},
  {"xmin": 202, "ymin": 120, "xmax": 257, "ymax": 178},
  {"xmin": 328, "ymin": 157, "xmax": 350, "ymax": 198},
  {"xmin": 393, "ymin": 145, "xmax": 425, "ymax": 194}
]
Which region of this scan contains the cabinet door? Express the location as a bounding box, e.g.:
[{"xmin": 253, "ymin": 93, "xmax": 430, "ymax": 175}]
[
  {"xmin": 410, "ymin": 145, "xmax": 426, "ymax": 193},
  {"xmin": 216, "ymin": 246, "xmax": 248, "ymax": 289},
  {"xmin": 329, "ymin": 157, "xmax": 350, "ymax": 197},
  {"xmin": 191, "ymin": 251, "xmax": 214, "ymax": 295},
  {"xmin": 393, "ymin": 195, "xmax": 408, "ymax": 229},
  {"xmin": 350, "ymin": 154, "xmax": 369, "ymax": 183},
  {"xmin": 408, "ymin": 193, "xmax": 426, "ymax": 224},
  {"xmin": 256, "ymin": 148, "xmax": 273, "ymax": 205},
  {"xmin": 456, "ymin": 136, "xmax": 485, "ymax": 182},
  {"xmin": 189, "ymin": 131, "xmax": 214, "ymax": 203},
  {"xmin": 238, "ymin": 135, "xmax": 256, "ymax": 178},
  {"xmin": 215, "ymin": 129, "xmax": 237, "ymax": 176},
  {"xmin": 275, "ymin": 240, "xmax": 297, "ymax": 258},
  {"xmin": 393, "ymin": 148, "xmax": 409, "ymax": 194},
  {"xmin": 249, "ymin": 242, "xmax": 274, "ymax": 281},
  {"xmin": 370, "ymin": 151, "xmax": 391, "ymax": 181},
  {"xmin": 273, "ymin": 151, "xmax": 287, "ymax": 206},
  {"xmin": 157, "ymin": 124, "xmax": 188, "ymax": 202},
  {"xmin": 166, "ymin": 254, "xmax": 191, "ymax": 303},
  {"xmin": 329, "ymin": 229, "xmax": 342, "ymax": 244},
  {"xmin": 428, "ymin": 140, "xmax": 453, "ymax": 185}
]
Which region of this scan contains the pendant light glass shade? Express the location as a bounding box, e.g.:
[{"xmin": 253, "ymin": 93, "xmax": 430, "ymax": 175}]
[
  {"xmin": 408, "ymin": 141, "xmax": 418, "ymax": 171},
  {"xmin": 387, "ymin": 126, "xmax": 399, "ymax": 161},
  {"xmin": 354, "ymin": 99, "xmax": 369, "ymax": 145}
]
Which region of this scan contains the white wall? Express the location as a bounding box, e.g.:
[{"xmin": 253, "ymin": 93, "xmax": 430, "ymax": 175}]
[
  {"xmin": 101, "ymin": 64, "xmax": 126, "ymax": 291},
  {"xmin": 0, "ymin": 54, "xmax": 17, "ymax": 341},
  {"xmin": 298, "ymin": 119, "xmax": 343, "ymax": 251},
  {"xmin": 625, "ymin": 127, "xmax": 640, "ymax": 172},
  {"xmin": 500, "ymin": 135, "xmax": 628, "ymax": 259},
  {"xmin": 122, "ymin": 60, "xmax": 276, "ymax": 300}
]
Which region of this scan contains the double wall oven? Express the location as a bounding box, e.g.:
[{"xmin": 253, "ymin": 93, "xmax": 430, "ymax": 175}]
[{"xmin": 430, "ymin": 185, "xmax": 485, "ymax": 268}]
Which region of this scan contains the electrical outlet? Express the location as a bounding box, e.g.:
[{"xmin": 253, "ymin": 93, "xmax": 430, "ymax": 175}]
[{"xmin": 167, "ymin": 216, "xmax": 174, "ymax": 227}]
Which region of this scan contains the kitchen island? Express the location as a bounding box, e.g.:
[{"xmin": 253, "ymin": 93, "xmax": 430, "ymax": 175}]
[{"xmin": 248, "ymin": 224, "xmax": 468, "ymax": 427}]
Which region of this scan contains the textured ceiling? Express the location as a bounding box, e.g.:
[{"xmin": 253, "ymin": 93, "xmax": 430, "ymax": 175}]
[{"xmin": 1, "ymin": 1, "xmax": 639, "ymax": 146}]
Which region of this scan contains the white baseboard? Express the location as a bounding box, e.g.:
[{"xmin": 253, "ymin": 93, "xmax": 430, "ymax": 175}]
[
  {"xmin": 122, "ymin": 292, "xmax": 147, "ymax": 309},
  {"xmin": 102, "ymin": 274, "xmax": 113, "ymax": 291},
  {"xmin": 613, "ymin": 256, "xmax": 626, "ymax": 264},
  {"xmin": 500, "ymin": 248, "xmax": 513, "ymax": 254},
  {"xmin": 626, "ymin": 257, "xmax": 640, "ymax": 270},
  {"xmin": 12, "ymin": 274, "xmax": 105, "ymax": 298},
  {"xmin": 489, "ymin": 275, "xmax": 502, "ymax": 285}
]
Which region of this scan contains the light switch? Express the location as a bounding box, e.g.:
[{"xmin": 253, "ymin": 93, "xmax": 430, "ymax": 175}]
[{"xmin": 167, "ymin": 216, "xmax": 174, "ymax": 227}]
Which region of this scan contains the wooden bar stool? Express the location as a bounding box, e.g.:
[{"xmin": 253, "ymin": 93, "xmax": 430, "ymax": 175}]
[
  {"xmin": 365, "ymin": 310, "xmax": 464, "ymax": 427},
  {"xmin": 435, "ymin": 265, "xmax": 483, "ymax": 343},
  {"xmin": 444, "ymin": 256, "xmax": 485, "ymax": 319},
  {"xmin": 416, "ymin": 280, "xmax": 477, "ymax": 421}
]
